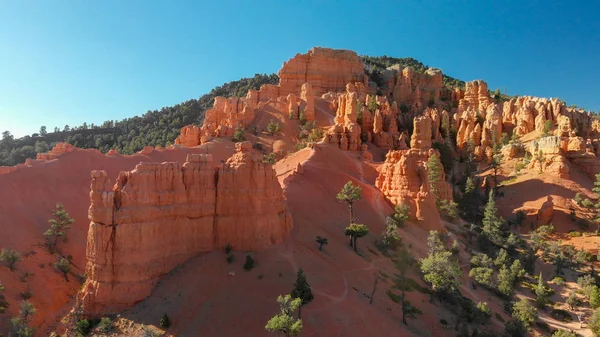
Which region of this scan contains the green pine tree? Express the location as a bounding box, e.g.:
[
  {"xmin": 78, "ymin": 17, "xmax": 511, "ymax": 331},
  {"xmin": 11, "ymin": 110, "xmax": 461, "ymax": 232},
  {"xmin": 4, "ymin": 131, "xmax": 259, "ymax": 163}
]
[
  {"xmin": 44, "ymin": 203, "xmax": 74, "ymax": 253},
  {"xmin": 290, "ymin": 269, "xmax": 314, "ymax": 318}
]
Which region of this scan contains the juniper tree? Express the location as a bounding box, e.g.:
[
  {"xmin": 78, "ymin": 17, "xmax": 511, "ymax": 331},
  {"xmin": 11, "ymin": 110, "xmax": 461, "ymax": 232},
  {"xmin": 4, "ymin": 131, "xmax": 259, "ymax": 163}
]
[
  {"xmin": 394, "ymin": 247, "xmax": 415, "ymax": 325},
  {"xmin": 336, "ymin": 181, "xmax": 362, "ymax": 223}
]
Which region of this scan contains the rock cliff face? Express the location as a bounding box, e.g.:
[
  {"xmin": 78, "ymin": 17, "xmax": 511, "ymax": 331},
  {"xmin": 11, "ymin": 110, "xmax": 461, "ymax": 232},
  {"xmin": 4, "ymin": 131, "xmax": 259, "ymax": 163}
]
[
  {"xmin": 79, "ymin": 142, "xmax": 292, "ymax": 315},
  {"xmin": 324, "ymin": 84, "xmax": 362, "ymax": 151},
  {"xmin": 278, "ymin": 47, "xmax": 366, "ymax": 96},
  {"xmin": 375, "ymin": 116, "xmax": 451, "ymax": 226}
]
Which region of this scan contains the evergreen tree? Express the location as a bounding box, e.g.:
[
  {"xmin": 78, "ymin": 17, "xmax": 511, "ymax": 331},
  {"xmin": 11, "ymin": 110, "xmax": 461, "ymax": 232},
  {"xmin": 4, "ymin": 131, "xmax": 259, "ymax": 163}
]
[
  {"xmin": 535, "ymin": 272, "xmax": 550, "ymax": 307},
  {"xmin": 55, "ymin": 257, "xmax": 71, "ymax": 281},
  {"xmin": 344, "ymin": 223, "xmax": 369, "ymax": 252},
  {"xmin": 291, "ymin": 269, "xmax": 314, "ymax": 318},
  {"xmin": 566, "ymin": 290, "xmax": 579, "ymax": 311},
  {"xmin": 265, "ymin": 294, "xmax": 303, "ymax": 337},
  {"xmin": 591, "ymin": 308, "xmax": 600, "ymax": 336},
  {"xmin": 336, "ymin": 181, "xmax": 362, "ymax": 223},
  {"xmin": 497, "ymin": 264, "xmax": 515, "ymax": 298},
  {"xmin": 427, "ymin": 153, "xmax": 443, "ymax": 203},
  {"xmin": 315, "ymin": 236, "xmax": 328, "ymax": 251},
  {"xmin": 481, "ymin": 189, "xmax": 505, "ymax": 247},
  {"xmin": 420, "ymin": 235, "xmax": 461, "ymax": 296},
  {"xmin": 394, "ymin": 247, "xmax": 415, "ymax": 325},
  {"xmin": 44, "ymin": 203, "xmax": 74, "ymax": 253},
  {"xmin": 511, "ymin": 298, "xmax": 537, "ymax": 329}
]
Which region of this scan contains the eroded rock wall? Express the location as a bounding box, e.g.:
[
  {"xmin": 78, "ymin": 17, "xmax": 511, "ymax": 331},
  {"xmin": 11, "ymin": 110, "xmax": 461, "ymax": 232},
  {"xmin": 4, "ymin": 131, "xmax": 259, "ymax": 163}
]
[{"xmin": 79, "ymin": 142, "xmax": 292, "ymax": 315}]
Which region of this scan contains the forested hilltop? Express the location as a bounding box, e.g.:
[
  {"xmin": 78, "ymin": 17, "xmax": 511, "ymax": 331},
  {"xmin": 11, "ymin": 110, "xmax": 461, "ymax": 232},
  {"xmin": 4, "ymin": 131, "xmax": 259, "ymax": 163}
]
[
  {"xmin": 0, "ymin": 55, "xmax": 506, "ymax": 166},
  {"xmin": 0, "ymin": 74, "xmax": 279, "ymax": 166}
]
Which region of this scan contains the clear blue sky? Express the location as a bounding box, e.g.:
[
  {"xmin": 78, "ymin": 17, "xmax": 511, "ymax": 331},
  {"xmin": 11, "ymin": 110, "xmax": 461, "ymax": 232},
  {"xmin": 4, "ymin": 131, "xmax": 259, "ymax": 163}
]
[{"xmin": 1, "ymin": 0, "xmax": 599, "ymax": 137}]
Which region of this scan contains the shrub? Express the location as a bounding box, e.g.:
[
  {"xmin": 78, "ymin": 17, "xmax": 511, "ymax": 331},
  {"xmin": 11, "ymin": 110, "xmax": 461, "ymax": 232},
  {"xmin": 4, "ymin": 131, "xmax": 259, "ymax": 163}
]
[
  {"xmin": 97, "ymin": 317, "xmax": 113, "ymax": 332},
  {"xmin": 582, "ymin": 198, "xmax": 595, "ymax": 209},
  {"xmin": 263, "ymin": 152, "xmax": 277, "ymax": 164},
  {"xmin": 232, "ymin": 126, "xmax": 245, "ymax": 142},
  {"xmin": 568, "ymin": 231, "xmax": 582, "ymax": 237},
  {"xmin": 76, "ymin": 319, "xmax": 91, "ymax": 334},
  {"xmin": 243, "ymin": 255, "xmax": 255, "ymax": 271},
  {"xmin": 225, "ymin": 244, "xmax": 232, "ymax": 255},
  {"xmin": 267, "ymin": 120, "xmax": 280, "ymax": 135},
  {"xmin": 160, "ymin": 313, "xmax": 171, "ymax": 329},
  {"xmin": 551, "ymin": 276, "xmax": 565, "ymax": 286},
  {"xmin": 573, "ymin": 193, "xmax": 584, "ymax": 205},
  {"xmin": 0, "ymin": 248, "xmax": 21, "ymax": 271},
  {"xmin": 549, "ymin": 309, "xmax": 573, "ymax": 322},
  {"xmin": 226, "ymin": 255, "xmax": 234, "ymax": 264}
]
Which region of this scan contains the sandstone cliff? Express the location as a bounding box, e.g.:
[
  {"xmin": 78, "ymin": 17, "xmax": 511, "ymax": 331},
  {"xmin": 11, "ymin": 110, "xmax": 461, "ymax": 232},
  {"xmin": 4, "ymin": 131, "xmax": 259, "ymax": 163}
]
[
  {"xmin": 79, "ymin": 141, "xmax": 292, "ymax": 315},
  {"xmin": 278, "ymin": 47, "xmax": 366, "ymax": 96}
]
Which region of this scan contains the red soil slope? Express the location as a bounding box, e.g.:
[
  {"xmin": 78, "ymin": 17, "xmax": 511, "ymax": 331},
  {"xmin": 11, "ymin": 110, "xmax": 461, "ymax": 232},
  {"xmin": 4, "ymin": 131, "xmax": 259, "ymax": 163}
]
[{"xmin": 0, "ymin": 141, "xmax": 234, "ymax": 335}]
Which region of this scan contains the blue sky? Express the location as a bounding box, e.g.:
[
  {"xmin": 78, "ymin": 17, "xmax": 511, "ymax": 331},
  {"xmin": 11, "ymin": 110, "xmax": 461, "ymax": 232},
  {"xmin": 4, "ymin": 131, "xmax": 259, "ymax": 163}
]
[{"xmin": 1, "ymin": 0, "xmax": 598, "ymax": 137}]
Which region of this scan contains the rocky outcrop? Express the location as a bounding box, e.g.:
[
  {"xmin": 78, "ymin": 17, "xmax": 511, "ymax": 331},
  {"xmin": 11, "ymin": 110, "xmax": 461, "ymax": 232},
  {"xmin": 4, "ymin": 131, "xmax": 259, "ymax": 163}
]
[
  {"xmin": 175, "ymin": 125, "xmax": 202, "ymax": 147},
  {"xmin": 79, "ymin": 142, "xmax": 292, "ymax": 316},
  {"xmin": 536, "ymin": 196, "xmax": 554, "ymax": 225},
  {"xmin": 410, "ymin": 116, "xmax": 433, "ymax": 149},
  {"xmin": 375, "ymin": 117, "xmax": 451, "ymax": 226},
  {"xmin": 458, "ymin": 80, "xmax": 491, "ymax": 115},
  {"xmin": 36, "ymin": 142, "xmax": 77, "ymax": 161},
  {"xmin": 324, "ymin": 85, "xmax": 362, "ymax": 150},
  {"xmin": 383, "ymin": 66, "xmax": 447, "ymax": 113},
  {"xmin": 278, "ymin": 47, "xmax": 366, "ymax": 96},
  {"xmin": 300, "ymin": 83, "xmax": 316, "ymax": 121}
]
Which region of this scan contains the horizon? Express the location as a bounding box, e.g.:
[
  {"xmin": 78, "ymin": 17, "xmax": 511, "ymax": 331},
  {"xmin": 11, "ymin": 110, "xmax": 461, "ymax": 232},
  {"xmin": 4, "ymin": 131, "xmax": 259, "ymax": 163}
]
[{"xmin": 1, "ymin": 0, "xmax": 599, "ymax": 137}]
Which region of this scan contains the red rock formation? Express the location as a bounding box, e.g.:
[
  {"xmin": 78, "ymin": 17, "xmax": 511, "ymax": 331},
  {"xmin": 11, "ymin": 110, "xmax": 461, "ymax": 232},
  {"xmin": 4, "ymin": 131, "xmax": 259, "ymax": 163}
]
[
  {"xmin": 324, "ymin": 86, "xmax": 362, "ymax": 151},
  {"xmin": 79, "ymin": 142, "xmax": 292, "ymax": 315},
  {"xmin": 300, "ymin": 83, "xmax": 315, "ymax": 121},
  {"xmin": 106, "ymin": 149, "xmax": 119, "ymax": 156},
  {"xmin": 175, "ymin": 125, "xmax": 202, "ymax": 147},
  {"xmin": 201, "ymin": 96, "xmax": 256, "ymax": 138},
  {"xmin": 536, "ymin": 196, "xmax": 554, "ymax": 225},
  {"xmin": 385, "ymin": 66, "xmax": 447, "ymax": 113},
  {"xmin": 458, "ymin": 80, "xmax": 491, "ymax": 115},
  {"xmin": 278, "ymin": 47, "xmax": 366, "ymax": 96},
  {"xmin": 375, "ymin": 117, "xmax": 451, "ymax": 226},
  {"xmin": 287, "ymin": 93, "xmax": 299, "ymax": 119},
  {"xmin": 36, "ymin": 142, "xmax": 77, "ymax": 161},
  {"xmin": 410, "ymin": 116, "xmax": 432, "ymax": 149}
]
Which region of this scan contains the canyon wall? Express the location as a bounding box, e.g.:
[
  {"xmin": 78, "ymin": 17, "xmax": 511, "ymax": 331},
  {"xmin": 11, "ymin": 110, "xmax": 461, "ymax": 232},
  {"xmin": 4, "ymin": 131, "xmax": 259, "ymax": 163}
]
[{"xmin": 78, "ymin": 141, "xmax": 292, "ymax": 315}]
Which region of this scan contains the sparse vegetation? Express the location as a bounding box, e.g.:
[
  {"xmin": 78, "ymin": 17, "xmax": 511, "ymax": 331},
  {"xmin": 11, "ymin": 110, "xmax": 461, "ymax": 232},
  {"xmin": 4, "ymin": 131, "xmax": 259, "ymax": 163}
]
[
  {"xmin": 336, "ymin": 181, "xmax": 362, "ymax": 223},
  {"xmin": 267, "ymin": 120, "xmax": 280, "ymax": 135},
  {"xmin": 263, "ymin": 152, "xmax": 277, "ymax": 164},
  {"xmin": 315, "ymin": 236, "xmax": 328, "ymax": 251},
  {"xmin": 243, "ymin": 255, "xmax": 255, "ymax": 271},
  {"xmin": 420, "ymin": 231, "xmax": 461, "ymax": 296},
  {"xmin": 44, "ymin": 203, "xmax": 74, "ymax": 254},
  {"xmin": 0, "ymin": 248, "xmax": 21, "ymax": 271},
  {"xmin": 97, "ymin": 317, "xmax": 113, "ymax": 333},
  {"xmin": 232, "ymin": 125, "xmax": 245, "ymax": 142},
  {"xmin": 160, "ymin": 313, "xmax": 171, "ymax": 329},
  {"xmin": 11, "ymin": 300, "xmax": 36, "ymax": 337},
  {"xmin": 344, "ymin": 223, "xmax": 369, "ymax": 252},
  {"xmin": 55, "ymin": 257, "xmax": 71, "ymax": 281},
  {"xmin": 265, "ymin": 294, "xmax": 303, "ymax": 337},
  {"xmin": 290, "ymin": 269, "xmax": 314, "ymax": 318}
]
